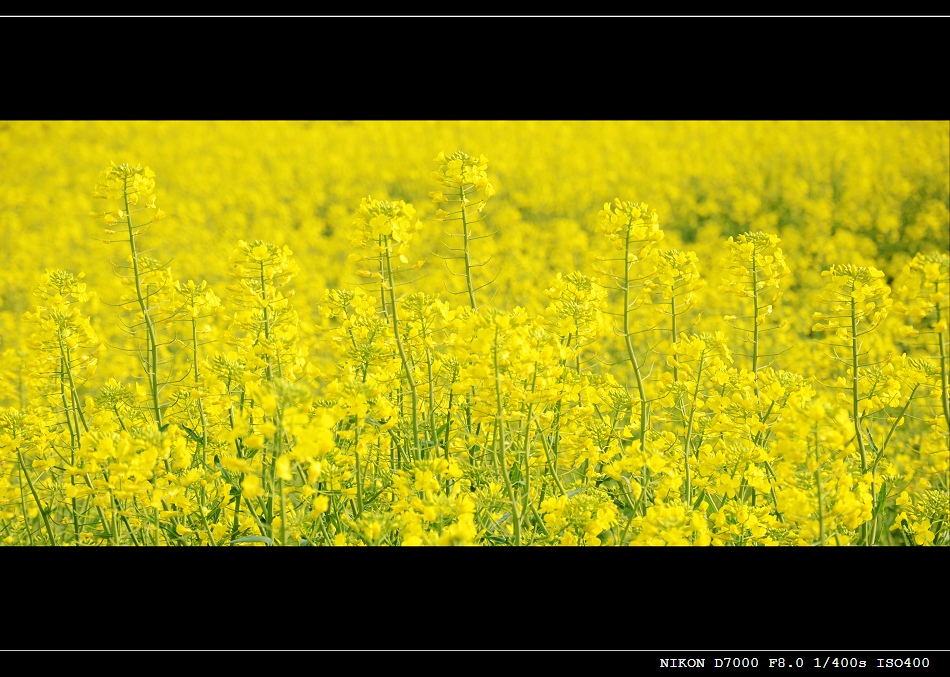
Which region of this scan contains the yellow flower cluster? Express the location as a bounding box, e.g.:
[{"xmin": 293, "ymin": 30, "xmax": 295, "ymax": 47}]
[
  {"xmin": 813, "ymin": 264, "xmax": 892, "ymax": 336},
  {"xmin": 0, "ymin": 122, "xmax": 946, "ymax": 547}
]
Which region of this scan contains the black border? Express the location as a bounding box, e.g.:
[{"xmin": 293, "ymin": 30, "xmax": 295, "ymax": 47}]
[
  {"xmin": 3, "ymin": 17, "xmax": 946, "ymax": 120},
  {"xmin": 6, "ymin": 545, "xmax": 946, "ymax": 650},
  {"xmin": 2, "ymin": 13, "xmax": 946, "ymax": 657}
]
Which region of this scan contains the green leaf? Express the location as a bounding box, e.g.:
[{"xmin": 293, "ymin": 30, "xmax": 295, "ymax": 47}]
[
  {"xmin": 871, "ymin": 482, "xmax": 889, "ymax": 519},
  {"xmin": 181, "ymin": 424, "xmax": 203, "ymax": 444},
  {"xmin": 230, "ymin": 535, "xmax": 274, "ymax": 546}
]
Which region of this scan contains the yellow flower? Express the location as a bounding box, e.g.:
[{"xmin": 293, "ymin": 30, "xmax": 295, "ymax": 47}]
[
  {"xmin": 275, "ymin": 455, "xmax": 292, "ymax": 481},
  {"xmin": 313, "ymin": 495, "xmax": 329, "ymax": 514},
  {"xmin": 241, "ymin": 474, "xmax": 264, "ymax": 499}
]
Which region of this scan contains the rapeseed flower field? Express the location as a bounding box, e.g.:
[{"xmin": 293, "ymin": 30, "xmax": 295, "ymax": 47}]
[{"xmin": 0, "ymin": 120, "xmax": 946, "ymax": 546}]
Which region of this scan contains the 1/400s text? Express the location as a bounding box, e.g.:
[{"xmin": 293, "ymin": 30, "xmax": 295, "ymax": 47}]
[{"xmin": 657, "ymin": 656, "xmax": 931, "ymax": 669}]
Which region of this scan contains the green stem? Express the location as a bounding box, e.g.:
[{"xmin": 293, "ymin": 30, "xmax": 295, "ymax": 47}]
[
  {"xmin": 459, "ymin": 185, "xmax": 478, "ymax": 310},
  {"xmin": 671, "ymin": 293, "xmax": 678, "ymax": 384},
  {"xmin": 443, "ymin": 379, "xmax": 456, "ymax": 462},
  {"xmin": 198, "ymin": 486, "xmax": 218, "ymax": 546},
  {"xmin": 425, "ymin": 346, "xmax": 437, "ymax": 450},
  {"xmin": 191, "ymin": 316, "xmax": 210, "ymax": 463},
  {"xmin": 277, "ymin": 477, "xmax": 286, "ymax": 546},
  {"xmin": 520, "ymin": 365, "xmax": 540, "ymax": 527},
  {"xmin": 378, "ymin": 235, "xmax": 390, "ymax": 319},
  {"xmin": 354, "ymin": 426, "xmax": 364, "ymax": 517},
  {"xmin": 850, "ymin": 296, "xmax": 869, "ymax": 544},
  {"xmin": 383, "ymin": 238, "xmax": 420, "ymax": 459},
  {"xmin": 935, "ymin": 295, "xmax": 950, "ymax": 488},
  {"xmin": 534, "ymin": 412, "xmax": 566, "ymax": 496},
  {"xmin": 751, "ymin": 253, "xmax": 760, "ymax": 383},
  {"xmin": 60, "ymin": 340, "xmax": 89, "ymax": 434},
  {"xmin": 55, "ymin": 352, "xmax": 83, "ymax": 542},
  {"xmin": 682, "ymin": 353, "xmax": 706, "ymax": 506},
  {"xmin": 814, "ymin": 423, "xmax": 825, "ymax": 546},
  {"xmin": 121, "ymin": 180, "xmax": 162, "ymax": 428},
  {"xmin": 622, "ymin": 222, "xmax": 649, "ymax": 459},
  {"xmin": 494, "ymin": 323, "xmax": 520, "ymax": 545},
  {"xmin": 17, "ymin": 450, "xmax": 55, "ymax": 545},
  {"xmin": 871, "ymin": 384, "xmax": 919, "ymax": 476}
]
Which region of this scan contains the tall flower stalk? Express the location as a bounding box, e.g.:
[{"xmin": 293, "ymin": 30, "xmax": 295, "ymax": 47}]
[
  {"xmin": 431, "ymin": 151, "xmax": 496, "ymax": 311},
  {"xmin": 595, "ymin": 199, "xmax": 663, "ymax": 510},
  {"xmin": 92, "ymin": 163, "xmax": 169, "ymax": 428}
]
